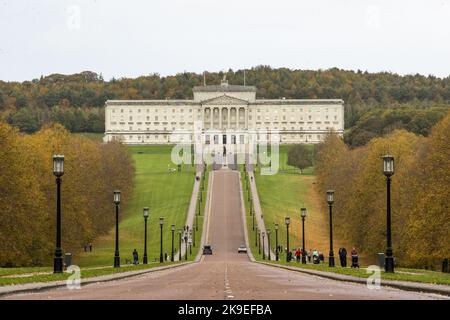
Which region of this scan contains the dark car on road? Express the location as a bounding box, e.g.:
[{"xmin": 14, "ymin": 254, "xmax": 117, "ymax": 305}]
[{"xmin": 203, "ymin": 245, "xmax": 212, "ymax": 255}]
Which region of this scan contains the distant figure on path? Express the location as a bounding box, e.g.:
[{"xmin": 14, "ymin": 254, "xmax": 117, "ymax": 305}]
[
  {"xmin": 351, "ymin": 247, "xmax": 359, "ymax": 268},
  {"xmin": 312, "ymin": 249, "xmax": 319, "ymax": 264},
  {"xmin": 308, "ymin": 249, "xmax": 312, "ymax": 263},
  {"xmin": 295, "ymin": 248, "xmax": 301, "ymax": 262},
  {"xmin": 318, "ymin": 252, "xmax": 324, "ymax": 262},
  {"xmin": 339, "ymin": 248, "xmax": 347, "ymax": 267},
  {"xmin": 132, "ymin": 249, "xmax": 139, "ymax": 265}
]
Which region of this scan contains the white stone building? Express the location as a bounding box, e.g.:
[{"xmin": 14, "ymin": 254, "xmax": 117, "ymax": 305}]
[{"xmin": 104, "ymin": 80, "xmax": 344, "ymax": 154}]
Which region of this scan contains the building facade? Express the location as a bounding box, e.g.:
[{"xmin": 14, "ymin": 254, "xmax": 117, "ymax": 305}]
[{"xmin": 104, "ymin": 81, "xmax": 344, "ymax": 153}]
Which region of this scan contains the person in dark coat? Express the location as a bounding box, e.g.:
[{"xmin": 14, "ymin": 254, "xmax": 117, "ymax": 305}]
[
  {"xmin": 339, "ymin": 247, "xmax": 347, "ymax": 267},
  {"xmin": 351, "ymin": 247, "xmax": 359, "ymax": 268},
  {"xmin": 132, "ymin": 249, "xmax": 139, "ymax": 265}
]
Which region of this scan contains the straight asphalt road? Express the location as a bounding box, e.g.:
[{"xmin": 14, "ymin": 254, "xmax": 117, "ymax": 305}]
[{"xmin": 5, "ymin": 169, "xmax": 448, "ymax": 300}]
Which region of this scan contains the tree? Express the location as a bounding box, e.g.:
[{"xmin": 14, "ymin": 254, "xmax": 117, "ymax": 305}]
[{"xmin": 287, "ymin": 145, "xmax": 313, "ymax": 173}]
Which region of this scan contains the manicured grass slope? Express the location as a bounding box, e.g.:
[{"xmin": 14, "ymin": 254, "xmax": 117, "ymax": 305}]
[{"xmin": 75, "ymin": 145, "xmax": 195, "ymax": 267}]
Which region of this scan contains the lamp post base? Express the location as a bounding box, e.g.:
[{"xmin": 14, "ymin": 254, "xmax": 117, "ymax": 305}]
[
  {"xmin": 385, "ymin": 256, "xmax": 395, "ymax": 273},
  {"xmin": 301, "ymin": 255, "xmax": 307, "ymax": 264},
  {"xmin": 143, "ymin": 254, "xmax": 148, "ymax": 264},
  {"xmin": 53, "ymin": 256, "xmax": 63, "ymax": 273},
  {"xmin": 114, "ymin": 255, "xmax": 120, "ymax": 268},
  {"xmin": 329, "ymin": 255, "xmax": 335, "ymax": 267}
]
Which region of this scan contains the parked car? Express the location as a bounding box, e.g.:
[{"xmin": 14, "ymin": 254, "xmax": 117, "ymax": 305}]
[
  {"xmin": 238, "ymin": 245, "xmax": 247, "ymax": 253},
  {"xmin": 203, "ymin": 245, "xmax": 213, "ymax": 255}
]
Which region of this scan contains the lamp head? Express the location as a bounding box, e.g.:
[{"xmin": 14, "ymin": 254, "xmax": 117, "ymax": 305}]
[
  {"xmin": 326, "ymin": 190, "xmax": 334, "ymax": 205},
  {"xmin": 113, "ymin": 190, "xmax": 121, "ymax": 205},
  {"xmin": 53, "ymin": 155, "xmax": 65, "ymax": 177},
  {"xmin": 383, "ymin": 155, "xmax": 394, "ymax": 177},
  {"xmin": 301, "ymin": 207, "xmax": 307, "ymax": 218}
]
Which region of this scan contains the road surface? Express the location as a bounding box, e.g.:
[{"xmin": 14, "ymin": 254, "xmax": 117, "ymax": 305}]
[{"xmin": 5, "ymin": 169, "xmax": 447, "ymax": 300}]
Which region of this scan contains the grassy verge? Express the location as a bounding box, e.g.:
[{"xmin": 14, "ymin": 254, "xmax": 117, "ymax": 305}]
[
  {"xmin": 0, "ymin": 149, "xmax": 209, "ymax": 285},
  {"xmin": 0, "ymin": 262, "xmax": 179, "ymax": 286},
  {"xmin": 264, "ymin": 260, "xmax": 450, "ymax": 286},
  {"xmin": 254, "ymin": 144, "xmax": 339, "ymax": 257},
  {"xmin": 74, "ymin": 145, "xmax": 195, "ymax": 267}
]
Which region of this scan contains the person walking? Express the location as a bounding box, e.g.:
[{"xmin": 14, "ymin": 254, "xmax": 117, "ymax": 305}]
[
  {"xmin": 307, "ymin": 249, "xmax": 312, "ymax": 263},
  {"xmin": 312, "ymin": 249, "xmax": 319, "ymax": 264},
  {"xmin": 339, "ymin": 247, "xmax": 347, "ymax": 267},
  {"xmin": 295, "ymin": 248, "xmax": 301, "ymax": 262},
  {"xmin": 351, "ymin": 247, "xmax": 359, "ymax": 268},
  {"xmin": 132, "ymin": 249, "xmax": 139, "ymax": 265}
]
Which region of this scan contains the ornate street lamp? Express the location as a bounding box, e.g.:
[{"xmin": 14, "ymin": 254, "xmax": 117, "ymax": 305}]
[
  {"xmin": 143, "ymin": 207, "xmax": 149, "ymax": 264},
  {"xmin": 258, "ymin": 229, "xmax": 261, "ymax": 255},
  {"xmin": 113, "ymin": 190, "xmax": 121, "ymax": 268},
  {"xmin": 189, "ymin": 230, "xmax": 192, "ymax": 255},
  {"xmin": 178, "ymin": 229, "xmax": 182, "ymax": 261},
  {"xmin": 275, "ymin": 224, "xmax": 279, "ymax": 261},
  {"xmin": 159, "ymin": 217, "xmax": 164, "ymax": 263},
  {"xmin": 262, "ymin": 231, "xmax": 266, "ymax": 260},
  {"xmin": 267, "ymin": 229, "xmax": 271, "ymax": 260},
  {"xmin": 53, "ymin": 155, "xmax": 64, "ymax": 273},
  {"xmin": 171, "ymin": 224, "xmax": 175, "ymax": 262},
  {"xmin": 327, "ymin": 191, "xmax": 335, "ymax": 267},
  {"xmin": 383, "ymin": 155, "xmax": 395, "ymax": 273},
  {"xmin": 285, "ymin": 216, "xmax": 290, "ymax": 262},
  {"xmin": 301, "ymin": 208, "xmax": 307, "ymax": 264},
  {"xmin": 184, "ymin": 228, "xmax": 188, "ymax": 261}
]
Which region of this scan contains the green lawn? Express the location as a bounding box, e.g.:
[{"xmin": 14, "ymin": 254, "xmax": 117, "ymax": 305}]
[
  {"xmin": 75, "ymin": 145, "xmax": 195, "ymax": 267},
  {"xmin": 0, "ymin": 144, "xmax": 208, "ymax": 285},
  {"xmin": 253, "ymin": 145, "xmax": 335, "ymax": 259},
  {"xmin": 0, "ymin": 262, "xmax": 179, "ymax": 286},
  {"xmin": 264, "ymin": 260, "xmax": 450, "ymax": 286}
]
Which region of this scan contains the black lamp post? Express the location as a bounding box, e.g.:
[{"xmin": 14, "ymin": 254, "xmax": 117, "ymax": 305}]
[
  {"xmin": 197, "ymin": 195, "xmax": 201, "ymax": 216},
  {"xmin": 192, "ymin": 225, "xmax": 196, "ymax": 247},
  {"xmin": 258, "ymin": 229, "xmax": 261, "ymax": 255},
  {"xmin": 143, "ymin": 207, "xmax": 149, "ymax": 264},
  {"xmin": 171, "ymin": 224, "xmax": 175, "ymax": 262},
  {"xmin": 178, "ymin": 230, "xmax": 182, "ymax": 261},
  {"xmin": 159, "ymin": 217, "xmax": 164, "ymax": 263},
  {"xmin": 113, "ymin": 190, "xmax": 121, "ymax": 268},
  {"xmin": 184, "ymin": 229, "xmax": 188, "ymax": 261},
  {"xmin": 301, "ymin": 208, "xmax": 307, "ymax": 264},
  {"xmin": 189, "ymin": 230, "xmax": 192, "ymax": 255},
  {"xmin": 326, "ymin": 191, "xmax": 335, "ymax": 267},
  {"xmin": 255, "ymin": 226, "xmax": 258, "ymax": 247},
  {"xmin": 249, "ymin": 196, "xmax": 253, "ymax": 216},
  {"xmin": 252, "ymin": 203, "xmax": 255, "ymax": 230},
  {"xmin": 285, "ymin": 217, "xmax": 290, "ymax": 261},
  {"xmin": 262, "ymin": 231, "xmax": 266, "ymax": 260},
  {"xmin": 53, "ymin": 155, "xmax": 64, "ymax": 273},
  {"xmin": 275, "ymin": 224, "xmax": 279, "ymax": 261},
  {"xmin": 383, "ymin": 155, "xmax": 395, "ymax": 273},
  {"xmin": 267, "ymin": 229, "xmax": 271, "ymax": 260}
]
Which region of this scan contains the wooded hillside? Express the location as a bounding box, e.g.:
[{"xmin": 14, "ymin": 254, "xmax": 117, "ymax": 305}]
[{"xmin": 1, "ymin": 67, "xmax": 449, "ymax": 146}]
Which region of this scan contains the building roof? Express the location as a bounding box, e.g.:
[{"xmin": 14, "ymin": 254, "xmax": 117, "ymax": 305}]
[
  {"xmin": 106, "ymin": 100, "xmax": 200, "ymax": 106},
  {"xmin": 193, "ymin": 84, "xmax": 257, "ymax": 93}
]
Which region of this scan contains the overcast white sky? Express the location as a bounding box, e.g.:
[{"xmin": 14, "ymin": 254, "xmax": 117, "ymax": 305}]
[{"xmin": 0, "ymin": 0, "xmax": 449, "ymax": 81}]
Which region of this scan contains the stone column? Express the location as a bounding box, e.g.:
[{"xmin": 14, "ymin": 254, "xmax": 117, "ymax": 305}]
[
  {"xmin": 210, "ymin": 108, "xmax": 213, "ymax": 129},
  {"xmin": 219, "ymin": 108, "xmax": 222, "ymax": 130},
  {"xmin": 202, "ymin": 107, "xmax": 206, "ymax": 130},
  {"xmin": 235, "ymin": 108, "xmax": 239, "ymax": 129},
  {"xmin": 227, "ymin": 107, "xmax": 231, "ymax": 129}
]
